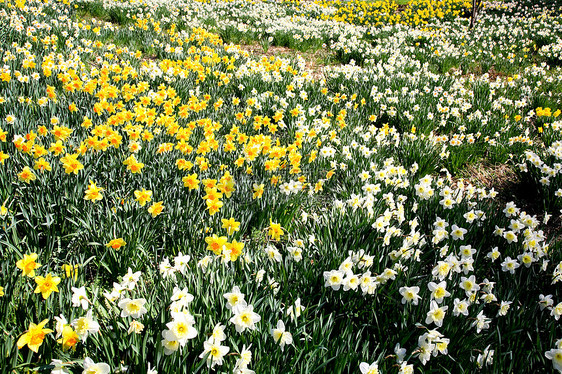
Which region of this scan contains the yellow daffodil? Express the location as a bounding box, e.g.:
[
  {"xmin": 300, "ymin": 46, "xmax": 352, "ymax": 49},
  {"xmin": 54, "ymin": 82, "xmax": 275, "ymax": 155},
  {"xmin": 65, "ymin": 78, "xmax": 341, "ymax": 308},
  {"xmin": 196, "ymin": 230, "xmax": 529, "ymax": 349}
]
[
  {"xmin": 17, "ymin": 319, "xmax": 52, "ymax": 353},
  {"xmin": 0, "ymin": 151, "xmax": 9, "ymax": 164},
  {"xmin": 225, "ymin": 240, "xmax": 244, "ymax": 261},
  {"xmin": 16, "ymin": 253, "xmax": 41, "ymax": 277},
  {"xmin": 106, "ymin": 238, "xmax": 126, "ymax": 250},
  {"xmin": 221, "ymin": 217, "xmax": 240, "ymax": 235},
  {"xmin": 59, "ymin": 325, "xmax": 79, "ymax": 351},
  {"xmin": 18, "ymin": 166, "xmax": 36, "ymax": 184},
  {"xmin": 34, "ymin": 273, "xmax": 61, "ymax": 299},
  {"xmin": 253, "ymin": 183, "xmax": 264, "ymax": 199},
  {"xmin": 205, "ymin": 234, "xmax": 228, "ymax": 255},
  {"xmin": 268, "ymin": 221, "xmax": 283, "ymax": 241},
  {"xmin": 182, "ymin": 173, "xmax": 200, "ymax": 190},
  {"xmin": 84, "ymin": 180, "xmax": 104, "ymax": 202},
  {"xmin": 134, "ymin": 188, "xmax": 152, "ymax": 206},
  {"xmin": 148, "ymin": 201, "xmax": 164, "ymax": 217}
]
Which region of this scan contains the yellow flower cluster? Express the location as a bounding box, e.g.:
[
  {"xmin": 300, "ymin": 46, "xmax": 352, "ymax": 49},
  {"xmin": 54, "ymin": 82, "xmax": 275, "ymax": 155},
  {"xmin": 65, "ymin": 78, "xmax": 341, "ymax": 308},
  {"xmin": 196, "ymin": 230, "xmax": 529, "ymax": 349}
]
[
  {"xmin": 313, "ymin": 0, "xmax": 470, "ymax": 26},
  {"xmin": 536, "ymin": 107, "xmax": 562, "ymax": 118}
]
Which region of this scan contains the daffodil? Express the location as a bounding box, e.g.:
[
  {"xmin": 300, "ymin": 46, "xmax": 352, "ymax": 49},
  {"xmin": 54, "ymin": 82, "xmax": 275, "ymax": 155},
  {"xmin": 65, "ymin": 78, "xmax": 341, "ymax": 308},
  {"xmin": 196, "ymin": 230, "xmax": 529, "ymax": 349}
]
[
  {"xmin": 84, "ymin": 180, "xmax": 104, "ymax": 202},
  {"xmin": 399, "ymin": 286, "xmax": 421, "ymax": 305},
  {"xmin": 252, "ymin": 183, "xmax": 264, "ymax": 199},
  {"xmin": 34, "ymin": 273, "xmax": 61, "ymax": 299},
  {"xmin": 221, "ymin": 217, "xmax": 240, "ymax": 235},
  {"xmin": 271, "ymin": 320, "xmax": 293, "ymax": 351},
  {"xmin": 60, "ymin": 153, "xmax": 83, "ymax": 174},
  {"xmin": 72, "ymin": 310, "xmax": 100, "ymax": 341},
  {"xmin": 425, "ymin": 301, "xmax": 448, "ymax": 327},
  {"xmin": 83, "ymin": 358, "xmax": 110, "ymax": 374},
  {"xmin": 166, "ymin": 312, "xmax": 198, "ymax": 345},
  {"xmin": 268, "ymin": 221, "xmax": 283, "ymax": 241},
  {"xmin": 17, "ymin": 319, "xmax": 52, "ymax": 353},
  {"xmin": 224, "ymin": 240, "xmax": 244, "ymax": 261},
  {"xmin": 205, "ymin": 234, "xmax": 227, "ymax": 255},
  {"xmin": 0, "ymin": 151, "xmax": 9, "ymax": 164},
  {"xmin": 206, "ymin": 198, "xmax": 223, "ymax": 215},
  {"xmin": 546, "ymin": 348, "xmax": 562, "ymax": 372},
  {"xmin": 118, "ymin": 298, "xmax": 148, "ymax": 319},
  {"xmin": 199, "ymin": 337, "xmax": 230, "ymax": 369},
  {"xmin": 161, "ymin": 330, "xmax": 180, "ymax": 355},
  {"xmin": 182, "ymin": 173, "xmax": 200, "ymax": 190},
  {"xmin": 71, "ymin": 286, "xmax": 89, "ymax": 310},
  {"xmin": 223, "ymin": 286, "xmax": 245, "ymax": 310},
  {"xmin": 106, "ymin": 238, "xmax": 126, "ymax": 250},
  {"xmin": 230, "ymin": 301, "xmax": 261, "ymax": 333},
  {"xmin": 18, "ymin": 166, "xmax": 36, "ymax": 184},
  {"xmin": 58, "ymin": 325, "xmax": 79, "ymax": 351},
  {"xmin": 33, "ymin": 157, "xmax": 51, "ymax": 172},
  {"xmin": 134, "ymin": 188, "xmax": 152, "ymax": 206},
  {"xmin": 147, "ymin": 201, "xmax": 164, "ymax": 217},
  {"xmin": 16, "ymin": 253, "xmax": 41, "ymax": 277},
  {"xmin": 359, "ymin": 362, "xmax": 380, "ymax": 374}
]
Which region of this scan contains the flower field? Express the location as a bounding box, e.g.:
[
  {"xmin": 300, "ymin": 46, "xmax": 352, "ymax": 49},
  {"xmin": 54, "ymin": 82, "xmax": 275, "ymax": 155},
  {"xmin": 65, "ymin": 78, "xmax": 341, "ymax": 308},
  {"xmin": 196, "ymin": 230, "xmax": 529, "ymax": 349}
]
[{"xmin": 1, "ymin": 0, "xmax": 562, "ymax": 372}]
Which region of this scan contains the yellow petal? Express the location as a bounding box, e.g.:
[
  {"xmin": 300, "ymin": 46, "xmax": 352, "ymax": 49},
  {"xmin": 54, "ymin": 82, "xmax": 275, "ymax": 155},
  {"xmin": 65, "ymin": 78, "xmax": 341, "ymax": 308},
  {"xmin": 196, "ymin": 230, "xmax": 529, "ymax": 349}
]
[{"xmin": 17, "ymin": 333, "xmax": 30, "ymax": 349}]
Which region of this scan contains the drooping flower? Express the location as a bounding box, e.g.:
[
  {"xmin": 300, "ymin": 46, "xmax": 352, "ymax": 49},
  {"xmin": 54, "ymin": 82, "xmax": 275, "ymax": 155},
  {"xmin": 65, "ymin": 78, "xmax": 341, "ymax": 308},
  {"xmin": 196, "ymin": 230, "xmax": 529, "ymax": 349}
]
[
  {"xmin": 235, "ymin": 344, "xmax": 253, "ymax": 372},
  {"xmin": 62, "ymin": 264, "xmax": 79, "ymax": 280},
  {"xmin": 71, "ymin": 286, "xmax": 89, "ymax": 310},
  {"xmin": 128, "ymin": 320, "xmax": 145, "ymax": 334},
  {"xmin": 271, "ymin": 320, "xmax": 293, "ymax": 351}
]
